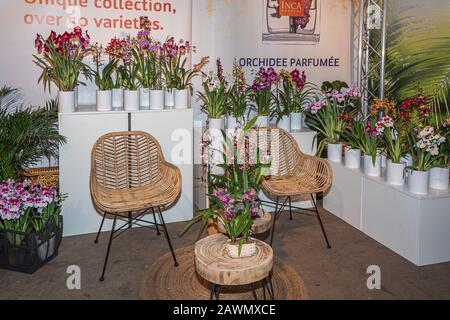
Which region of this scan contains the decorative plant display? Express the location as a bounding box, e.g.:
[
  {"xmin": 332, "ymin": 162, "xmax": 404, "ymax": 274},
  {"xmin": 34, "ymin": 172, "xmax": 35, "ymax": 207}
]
[
  {"xmin": 341, "ymin": 119, "xmax": 366, "ymax": 169},
  {"xmin": 105, "ymin": 37, "xmax": 127, "ymax": 90},
  {"xmin": 0, "ymin": 179, "xmax": 65, "ymax": 271},
  {"xmin": 0, "ymin": 88, "xmax": 66, "ymax": 181},
  {"xmin": 182, "ymin": 119, "xmax": 271, "ymax": 257},
  {"xmin": 251, "ymin": 67, "xmax": 277, "ymax": 126},
  {"xmin": 198, "ymin": 59, "xmax": 229, "ymax": 121}
]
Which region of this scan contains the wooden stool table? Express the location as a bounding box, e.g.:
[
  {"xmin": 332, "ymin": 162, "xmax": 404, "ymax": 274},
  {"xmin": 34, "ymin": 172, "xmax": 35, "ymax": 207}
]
[{"xmin": 194, "ymin": 234, "xmax": 274, "ymax": 300}]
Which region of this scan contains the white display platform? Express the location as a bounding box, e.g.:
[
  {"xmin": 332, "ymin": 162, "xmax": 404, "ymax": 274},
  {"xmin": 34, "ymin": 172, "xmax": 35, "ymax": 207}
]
[
  {"xmin": 59, "ymin": 107, "xmax": 194, "ymax": 237},
  {"xmin": 323, "ymin": 161, "xmax": 450, "ymax": 266},
  {"xmin": 193, "ymin": 127, "xmax": 318, "ymax": 210}
]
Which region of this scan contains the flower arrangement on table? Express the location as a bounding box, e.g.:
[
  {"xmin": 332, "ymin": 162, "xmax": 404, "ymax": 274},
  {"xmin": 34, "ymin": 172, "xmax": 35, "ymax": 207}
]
[
  {"xmin": 0, "ymin": 179, "xmax": 66, "ymax": 270},
  {"xmin": 34, "ymin": 27, "xmax": 92, "ymax": 112},
  {"xmin": 182, "ymin": 118, "xmax": 271, "ymax": 257},
  {"xmin": 251, "ymin": 67, "xmax": 278, "ymax": 125}
]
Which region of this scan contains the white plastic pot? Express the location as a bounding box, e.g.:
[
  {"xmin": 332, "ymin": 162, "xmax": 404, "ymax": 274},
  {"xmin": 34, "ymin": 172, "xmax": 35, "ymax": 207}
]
[
  {"xmin": 255, "ymin": 115, "xmax": 269, "ymax": 128},
  {"xmin": 277, "ymin": 115, "xmax": 291, "ymax": 132},
  {"xmin": 429, "ymin": 167, "xmax": 449, "ymax": 191},
  {"xmin": 124, "ymin": 90, "xmax": 140, "ymax": 111},
  {"xmin": 291, "ymin": 112, "xmax": 303, "ymax": 131},
  {"xmin": 96, "ymin": 90, "xmax": 112, "ymax": 112},
  {"xmin": 327, "ymin": 143, "xmax": 342, "ymax": 163},
  {"xmin": 386, "ymin": 160, "xmax": 406, "ymax": 186},
  {"xmin": 58, "ymin": 91, "xmax": 75, "ymax": 113},
  {"xmin": 174, "ymin": 89, "xmax": 189, "ymax": 109},
  {"xmin": 226, "ymin": 239, "xmax": 257, "ymax": 258},
  {"xmin": 150, "ymin": 89, "xmax": 165, "ymax": 110},
  {"xmin": 209, "ymin": 117, "xmax": 224, "ymax": 131},
  {"xmin": 164, "ymin": 88, "xmax": 175, "ymax": 108},
  {"xmin": 139, "ymin": 87, "xmax": 150, "ymax": 109},
  {"xmin": 409, "ymin": 170, "xmax": 429, "ymax": 195},
  {"xmin": 345, "ymin": 147, "xmax": 361, "ymax": 169},
  {"xmin": 364, "ymin": 154, "xmax": 381, "ymax": 177},
  {"xmin": 112, "ymin": 88, "xmax": 124, "ymax": 109}
]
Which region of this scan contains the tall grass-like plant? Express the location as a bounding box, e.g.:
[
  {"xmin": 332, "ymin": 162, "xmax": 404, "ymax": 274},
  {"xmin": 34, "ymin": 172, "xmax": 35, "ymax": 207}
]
[
  {"xmin": 198, "ymin": 77, "xmax": 229, "ymax": 119},
  {"xmin": 91, "ymin": 44, "xmax": 117, "ymax": 91},
  {"xmin": 33, "ymin": 28, "xmax": 91, "ymax": 92},
  {"xmin": 228, "ymin": 62, "xmax": 248, "ymax": 119}
]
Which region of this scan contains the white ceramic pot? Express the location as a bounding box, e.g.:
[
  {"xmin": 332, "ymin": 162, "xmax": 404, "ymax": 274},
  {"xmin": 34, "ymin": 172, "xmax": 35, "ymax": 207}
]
[
  {"xmin": 364, "ymin": 154, "xmax": 382, "ymax": 177},
  {"xmin": 277, "ymin": 115, "xmax": 291, "ymax": 132},
  {"xmin": 429, "ymin": 167, "xmax": 449, "ymax": 191},
  {"xmin": 209, "ymin": 117, "xmax": 224, "ymax": 131},
  {"xmin": 112, "ymin": 88, "xmax": 124, "ymax": 109},
  {"xmin": 150, "ymin": 89, "xmax": 165, "ymax": 110},
  {"xmin": 124, "ymin": 90, "xmax": 140, "ymax": 111},
  {"xmin": 226, "ymin": 239, "xmax": 257, "ymax": 259},
  {"xmin": 139, "ymin": 87, "xmax": 150, "ymax": 110},
  {"xmin": 174, "ymin": 89, "xmax": 189, "ymax": 109},
  {"xmin": 327, "ymin": 143, "xmax": 342, "ymax": 163},
  {"xmin": 164, "ymin": 88, "xmax": 175, "ymax": 108},
  {"xmin": 255, "ymin": 115, "xmax": 269, "ymax": 128},
  {"xmin": 409, "ymin": 170, "xmax": 429, "ymax": 195},
  {"xmin": 227, "ymin": 116, "xmax": 239, "ymax": 131},
  {"xmin": 291, "ymin": 112, "xmax": 303, "ymax": 132},
  {"xmin": 96, "ymin": 90, "xmax": 112, "ymax": 112},
  {"xmin": 345, "ymin": 147, "xmax": 361, "ymax": 169},
  {"xmin": 386, "ymin": 160, "xmax": 406, "ymax": 186},
  {"xmin": 58, "ymin": 91, "xmax": 75, "ymax": 113}
]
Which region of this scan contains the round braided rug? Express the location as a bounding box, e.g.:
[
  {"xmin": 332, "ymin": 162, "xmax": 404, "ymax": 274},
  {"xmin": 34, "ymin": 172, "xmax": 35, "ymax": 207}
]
[{"xmin": 140, "ymin": 245, "xmax": 309, "ymax": 300}]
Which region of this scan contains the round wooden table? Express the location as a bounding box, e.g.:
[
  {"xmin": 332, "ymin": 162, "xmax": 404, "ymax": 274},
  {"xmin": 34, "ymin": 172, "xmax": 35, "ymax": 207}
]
[{"xmin": 194, "ymin": 234, "xmax": 274, "ymax": 300}]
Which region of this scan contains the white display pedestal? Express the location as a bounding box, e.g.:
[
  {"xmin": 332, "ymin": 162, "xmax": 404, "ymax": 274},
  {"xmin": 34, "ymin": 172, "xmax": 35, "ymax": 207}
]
[
  {"xmin": 59, "ymin": 106, "xmax": 194, "ymax": 237},
  {"xmin": 323, "ymin": 161, "xmax": 450, "ymax": 266},
  {"xmin": 193, "ymin": 128, "xmax": 318, "ymax": 210}
]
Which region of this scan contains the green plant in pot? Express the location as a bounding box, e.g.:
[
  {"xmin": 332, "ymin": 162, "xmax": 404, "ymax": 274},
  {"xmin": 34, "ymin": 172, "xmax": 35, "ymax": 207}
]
[
  {"xmin": 359, "ymin": 117, "xmax": 383, "ymax": 177},
  {"xmin": 251, "ymin": 67, "xmax": 278, "ymax": 127},
  {"xmin": 0, "ymin": 89, "xmax": 66, "ymax": 181},
  {"xmin": 227, "ymin": 61, "xmax": 248, "ymax": 130},
  {"xmin": 181, "ymin": 118, "xmax": 271, "ymax": 257}
]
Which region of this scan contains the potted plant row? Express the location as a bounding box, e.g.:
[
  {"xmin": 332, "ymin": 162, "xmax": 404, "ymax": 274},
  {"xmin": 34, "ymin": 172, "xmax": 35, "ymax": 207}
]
[{"xmin": 33, "ymin": 23, "xmax": 208, "ymax": 113}]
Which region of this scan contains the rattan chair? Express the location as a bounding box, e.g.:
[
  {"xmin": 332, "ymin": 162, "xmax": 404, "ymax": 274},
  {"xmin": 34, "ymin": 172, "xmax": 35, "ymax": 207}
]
[
  {"xmin": 90, "ymin": 131, "xmax": 181, "ymax": 281},
  {"xmin": 251, "ymin": 127, "xmax": 333, "ymax": 248}
]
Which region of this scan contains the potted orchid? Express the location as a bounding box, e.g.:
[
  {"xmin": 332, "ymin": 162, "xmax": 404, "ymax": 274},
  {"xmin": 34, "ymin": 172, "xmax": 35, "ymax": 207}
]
[
  {"xmin": 304, "ymin": 96, "xmax": 345, "ymax": 162},
  {"xmin": 227, "ymin": 61, "xmax": 248, "ymax": 131},
  {"xmin": 34, "ymin": 27, "xmax": 91, "ymax": 113},
  {"xmin": 341, "ymin": 119, "xmax": 365, "ymax": 169},
  {"xmin": 251, "ymin": 67, "xmax": 278, "ymax": 127},
  {"xmin": 133, "ymin": 29, "xmax": 154, "ymax": 109},
  {"xmin": 181, "ymin": 118, "xmax": 271, "ymax": 257},
  {"xmin": 429, "ymin": 117, "xmax": 450, "ymax": 190},
  {"xmin": 120, "ymin": 36, "xmax": 141, "ymax": 111},
  {"xmin": 0, "ymin": 179, "xmax": 65, "ymax": 272},
  {"xmin": 105, "ymin": 37, "xmax": 127, "ymax": 109},
  {"xmin": 360, "ymin": 118, "xmax": 383, "ymax": 177},
  {"xmin": 407, "ymin": 126, "xmax": 446, "ymax": 195},
  {"xmin": 161, "ymin": 37, "xmax": 207, "ymax": 109},
  {"xmin": 198, "ymin": 59, "xmax": 228, "ymax": 131},
  {"xmin": 276, "ymin": 69, "xmax": 315, "ymax": 132},
  {"xmin": 90, "ymin": 43, "xmax": 118, "ymax": 112}
]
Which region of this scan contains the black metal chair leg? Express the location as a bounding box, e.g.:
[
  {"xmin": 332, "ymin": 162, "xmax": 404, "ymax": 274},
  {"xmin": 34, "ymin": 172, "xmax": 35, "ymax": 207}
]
[
  {"xmin": 157, "ymin": 207, "xmax": 179, "ymax": 267},
  {"xmin": 95, "ymin": 212, "xmax": 107, "ymax": 244},
  {"xmin": 99, "ymin": 215, "xmax": 117, "ymax": 282},
  {"xmin": 267, "ymin": 275, "xmax": 275, "ymax": 300},
  {"xmin": 269, "ymin": 197, "xmax": 279, "ymax": 246},
  {"xmin": 128, "ymin": 211, "xmax": 133, "ymax": 229},
  {"xmin": 152, "ymin": 208, "xmax": 161, "ymax": 236},
  {"xmin": 288, "ymin": 196, "xmax": 293, "ymax": 221},
  {"xmin": 251, "ymin": 283, "xmax": 259, "ymax": 300},
  {"xmin": 311, "ymin": 194, "xmax": 332, "ymax": 249}
]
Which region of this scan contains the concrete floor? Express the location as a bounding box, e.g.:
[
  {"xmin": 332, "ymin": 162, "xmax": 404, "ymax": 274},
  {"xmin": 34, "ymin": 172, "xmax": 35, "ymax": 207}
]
[{"xmin": 1, "ymin": 207, "xmax": 450, "ymax": 300}]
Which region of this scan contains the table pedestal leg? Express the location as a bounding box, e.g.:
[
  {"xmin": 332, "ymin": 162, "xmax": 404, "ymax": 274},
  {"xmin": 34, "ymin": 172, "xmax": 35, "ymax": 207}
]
[{"xmin": 210, "ymin": 283, "xmax": 221, "ymax": 300}]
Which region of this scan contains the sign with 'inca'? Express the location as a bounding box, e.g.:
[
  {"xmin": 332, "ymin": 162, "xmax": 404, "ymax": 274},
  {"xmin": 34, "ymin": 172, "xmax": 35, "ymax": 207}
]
[{"xmin": 279, "ymin": 0, "xmax": 305, "ymax": 17}]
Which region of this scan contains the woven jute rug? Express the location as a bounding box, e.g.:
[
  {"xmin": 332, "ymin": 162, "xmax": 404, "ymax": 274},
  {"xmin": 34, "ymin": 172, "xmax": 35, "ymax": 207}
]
[{"xmin": 140, "ymin": 245, "xmax": 309, "ymax": 300}]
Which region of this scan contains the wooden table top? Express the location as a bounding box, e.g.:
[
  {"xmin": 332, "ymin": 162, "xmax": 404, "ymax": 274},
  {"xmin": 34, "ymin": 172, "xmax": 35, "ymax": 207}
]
[{"xmin": 194, "ymin": 234, "xmax": 274, "ymax": 286}]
